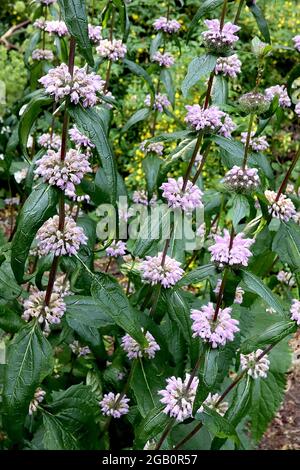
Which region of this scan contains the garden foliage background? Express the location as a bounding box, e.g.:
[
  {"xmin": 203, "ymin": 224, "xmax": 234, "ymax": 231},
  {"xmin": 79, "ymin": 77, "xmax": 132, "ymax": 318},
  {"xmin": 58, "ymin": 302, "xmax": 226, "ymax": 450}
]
[{"xmin": 0, "ymin": 0, "xmax": 299, "ymax": 451}]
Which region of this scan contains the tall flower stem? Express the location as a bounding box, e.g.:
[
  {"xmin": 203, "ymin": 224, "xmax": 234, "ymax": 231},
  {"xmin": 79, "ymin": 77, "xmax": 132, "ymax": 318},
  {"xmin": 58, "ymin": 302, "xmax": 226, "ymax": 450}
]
[
  {"xmin": 182, "ymin": 132, "xmax": 203, "ymax": 191},
  {"xmin": 275, "ymin": 145, "xmax": 300, "ymax": 201},
  {"xmin": 213, "ymin": 226, "xmax": 234, "ymax": 321},
  {"xmin": 220, "ymin": 0, "xmax": 229, "ymax": 29},
  {"xmin": 44, "ymin": 36, "xmax": 76, "ymax": 307},
  {"xmin": 242, "ymin": 113, "xmax": 255, "ymax": 170},
  {"xmin": 192, "ymin": 142, "xmax": 212, "ymax": 184}
]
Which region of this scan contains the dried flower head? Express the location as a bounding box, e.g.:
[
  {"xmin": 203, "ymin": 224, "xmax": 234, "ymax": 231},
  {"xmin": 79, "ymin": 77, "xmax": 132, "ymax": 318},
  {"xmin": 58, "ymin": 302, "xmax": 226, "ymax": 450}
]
[{"xmin": 239, "ymin": 92, "xmax": 270, "ymax": 115}]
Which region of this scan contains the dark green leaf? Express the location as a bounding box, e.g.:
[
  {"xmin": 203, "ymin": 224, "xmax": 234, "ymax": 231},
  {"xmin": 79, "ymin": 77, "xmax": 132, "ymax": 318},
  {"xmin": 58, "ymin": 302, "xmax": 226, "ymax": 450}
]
[
  {"xmin": 58, "ymin": 0, "xmax": 94, "ymax": 65},
  {"xmin": 161, "ymin": 68, "xmax": 175, "ymax": 107},
  {"xmin": 131, "ymin": 360, "xmax": 163, "ymax": 417},
  {"xmin": 213, "ymin": 135, "xmax": 273, "ymax": 179},
  {"xmin": 124, "ymin": 59, "xmax": 155, "ymax": 96},
  {"xmin": 0, "ymin": 261, "xmax": 22, "ymax": 300},
  {"xmin": 134, "ymin": 406, "xmax": 170, "ymax": 449},
  {"xmin": 241, "ymin": 270, "xmax": 285, "ymax": 317},
  {"xmin": 248, "ymin": 2, "xmax": 271, "ymax": 44},
  {"xmin": 249, "ymin": 371, "xmax": 286, "ymax": 441},
  {"xmin": 41, "ymin": 384, "xmax": 99, "ymax": 449},
  {"xmin": 18, "ymin": 92, "xmax": 52, "ymax": 162},
  {"xmin": 11, "ymin": 184, "xmax": 59, "ymax": 283},
  {"xmin": 212, "ymin": 75, "xmax": 228, "ymax": 105},
  {"xmin": 91, "ymin": 273, "xmax": 146, "ymax": 346},
  {"xmin": 150, "ymin": 33, "xmax": 163, "ymax": 57},
  {"xmin": 272, "ymin": 221, "xmax": 300, "ymax": 270},
  {"xmin": 3, "ymin": 322, "xmax": 53, "ymax": 440},
  {"xmin": 0, "ymin": 303, "xmax": 25, "ymax": 333},
  {"xmin": 241, "ymin": 321, "xmax": 296, "ymax": 354},
  {"xmin": 70, "ymin": 106, "xmax": 117, "ymax": 205},
  {"xmin": 142, "ymin": 154, "xmax": 162, "ymax": 197},
  {"xmin": 182, "ymin": 54, "xmax": 217, "ymax": 97},
  {"xmin": 178, "ymin": 264, "xmax": 216, "ymax": 287},
  {"xmin": 230, "ymin": 194, "xmax": 250, "ymax": 230},
  {"xmin": 121, "ymin": 108, "xmax": 150, "ymax": 133},
  {"xmin": 225, "ymin": 375, "xmax": 252, "ymax": 426},
  {"xmin": 195, "ymin": 405, "xmax": 238, "ymax": 441}
]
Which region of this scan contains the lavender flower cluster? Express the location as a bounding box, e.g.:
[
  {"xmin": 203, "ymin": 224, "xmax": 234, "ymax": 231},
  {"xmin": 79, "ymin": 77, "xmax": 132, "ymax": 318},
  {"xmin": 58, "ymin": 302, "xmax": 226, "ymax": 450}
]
[{"xmin": 39, "ymin": 64, "xmax": 104, "ymax": 107}]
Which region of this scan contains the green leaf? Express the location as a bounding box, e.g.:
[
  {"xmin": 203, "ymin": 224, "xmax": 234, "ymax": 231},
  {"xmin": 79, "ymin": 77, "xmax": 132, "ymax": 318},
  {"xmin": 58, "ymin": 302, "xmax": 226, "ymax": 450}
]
[
  {"xmin": 11, "ymin": 184, "xmax": 59, "ymax": 283},
  {"xmin": 181, "ymin": 54, "xmax": 217, "ymax": 97},
  {"xmin": 58, "ymin": 0, "xmax": 94, "ymax": 66},
  {"xmin": 240, "ymin": 321, "xmax": 296, "ymax": 354},
  {"xmin": 195, "ymin": 405, "xmax": 238, "ymax": 441},
  {"xmin": 142, "ymin": 154, "xmax": 162, "ymax": 197},
  {"xmin": 178, "ymin": 264, "xmax": 216, "ymax": 287},
  {"xmin": 272, "ymin": 221, "xmax": 300, "ymax": 271},
  {"xmin": 187, "ymin": 0, "xmax": 223, "ymax": 41},
  {"xmin": 163, "ymin": 289, "xmax": 193, "ymax": 345},
  {"xmin": 212, "ymin": 135, "xmax": 273, "ymax": 178},
  {"xmin": 124, "ymin": 59, "xmax": 155, "ymax": 97},
  {"xmin": 131, "ymin": 205, "xmax": 171, "ymax": 258},
  {"xmin": 69, "ymin": 106, "xmax": 117, "ymax": 205},
  {"xmin": 150, "ymin": 33, "xmax": 163, "ymax": 57},
  {"xmin": 121, "ymin": 108, "xmax": 150, "ymax": 133},
  {"xmin": 131, "ymin": 360, "xmax": 163, "ymax": 417},
  {"xmin": 18, "ymin": 92, "xmax": 52, "ymax": 162},
  {"xmin": 161, "ymin": 68, "xmax": 175, "ymax": 107},
  {"xmin": 134, "ymin": 406, "xmax": 170, "ymax": 449},
  {"xmin": 3, "ymin": 322, "xmax": 53, "ymax": 440},
  {"xmin": 65, "ymin": 295, "xmax": 113, "ymax": 329},
  {"xmin": 225, "ymin": 375, "xmax": 252, "ymax": 426},
  {"xmin": 0, "ymin": 261, "xmax": 22, "ymax": 300},
  {"xmin": 0, "ymin": 303, "xmax": 25, "ymax": 333},
  {"xmin": 91, "ymin": 273, "xmax": 146, "ymax": 346},
  {"xmin": 41, "ymin": 384, "xmax": 99, "ymax": 450},
  {"xmin": 248, "ymin": 1, "xmax": 271, "ymax": 44},
  {"xmin": 112, "ymin": 0, "xmax": 130, "ymax": 40},
  {"xmin": 241, "ymin": 270, "xmax": 285, "ymax": 317},
  {"xmin": 230, "ymin": 194, "xmax": 250, "ymax": 230},
  {"xmin": 249, "ymin": 371, "xmax": 286, "ymax": 441},
  {"xmin": 212, "ymin": 75, "xmax": 228, "ymax": 105}
]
